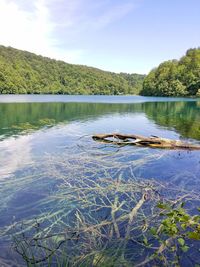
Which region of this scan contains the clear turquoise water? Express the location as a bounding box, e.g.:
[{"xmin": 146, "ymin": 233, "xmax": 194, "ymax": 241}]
[{"xmin": 0, "ymin": 95, "xmax": 200, "ymax": 265}]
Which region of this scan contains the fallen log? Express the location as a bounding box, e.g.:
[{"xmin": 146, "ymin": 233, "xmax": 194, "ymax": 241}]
[{"xmin": 92, "ymin": 133, "xmax": 200, "ymax": 150}]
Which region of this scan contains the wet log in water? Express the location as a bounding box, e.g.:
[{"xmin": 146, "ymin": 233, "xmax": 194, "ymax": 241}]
[{"xmin": 92, "ymin": 133, "xmax": 200, "ymax": 150}]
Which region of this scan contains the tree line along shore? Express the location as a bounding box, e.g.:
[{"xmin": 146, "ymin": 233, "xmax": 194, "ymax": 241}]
[{"xmin": 0, "ymin": 45, "xmax": 199, "ymax": 96}]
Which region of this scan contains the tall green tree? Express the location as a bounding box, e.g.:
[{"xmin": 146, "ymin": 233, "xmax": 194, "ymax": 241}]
[{"xmin": 141, "ymin": 48, "xmax": 200, "ymax": 96}]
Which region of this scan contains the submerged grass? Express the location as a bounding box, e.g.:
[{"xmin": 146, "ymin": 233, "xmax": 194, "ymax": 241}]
[{"xmin": 0, "ymin": 137, "xmax": 200, "ymax": 266}]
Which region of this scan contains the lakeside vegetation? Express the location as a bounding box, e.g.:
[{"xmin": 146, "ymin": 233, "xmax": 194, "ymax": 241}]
[
  {"xmin": 141, "ymin": 48, "xmax": 200, "ymax": 97},
  {"xmin": 0, "ymin": 46, "xmax": 200, "ymax": 97},
  {"xmin": 0, "ymin": 45, "xmax": 144, "ymax": 95}
]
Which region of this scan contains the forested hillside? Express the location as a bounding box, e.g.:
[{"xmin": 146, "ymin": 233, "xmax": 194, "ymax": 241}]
[
  {"xmin": 141, "ymin": 48, "xmax": 200, "ymax": 96},
  {"xmin": 0, "ymin": 45, "xmax": 145, "ymax": 95}
]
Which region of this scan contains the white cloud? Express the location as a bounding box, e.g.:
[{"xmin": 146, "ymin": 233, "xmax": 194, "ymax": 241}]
[
  {"xmin": 91, "ymin": 2, "xmax": 135, "ymax": 29},
  {"xmin": 0, "ymin": 0, "xmax": 84, "ymax": 62},
  {"xmin": 0, "ymin": 0, "xmax": 137, "ymax": 65},
  {"xmin": 0, "ymin": 0, "xmax": 50, "ymax": 53},
  {"xmin": 51, "ymin": 0, "xmax": 135, "ymax": 31}
]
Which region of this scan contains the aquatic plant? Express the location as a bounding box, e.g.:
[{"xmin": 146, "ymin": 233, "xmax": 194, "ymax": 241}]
[{"xmin": 1, "ymin": 137, "xmax": 200, "ymax": 266}]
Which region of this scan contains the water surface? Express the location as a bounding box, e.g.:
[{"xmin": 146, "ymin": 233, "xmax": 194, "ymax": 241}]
[{"xmin": 0, "ymin": 95, "xmax": 200, "ymax": 266}]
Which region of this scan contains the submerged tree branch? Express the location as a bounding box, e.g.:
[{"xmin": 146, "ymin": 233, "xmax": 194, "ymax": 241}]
[{"xmin": 92, "ymin": 133, "xmax": 200, "ymax": 150}]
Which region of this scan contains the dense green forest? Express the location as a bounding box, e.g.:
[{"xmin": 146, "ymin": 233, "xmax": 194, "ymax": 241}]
[
  {"xmin": 141, "ymin": 48, "xmax": 200, "ymax": 96},
  {"xmin": 0, "ymin": 45, "xmax": 145, "ymax": 95},
  {"xmin": 1, "ymin": 45, "xmax": 200, "ymax": 96}
]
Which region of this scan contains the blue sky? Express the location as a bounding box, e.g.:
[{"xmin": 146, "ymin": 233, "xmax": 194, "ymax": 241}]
[{"xmin": 0, "ymin": 0, "xmax": 199, "ymax": 74}]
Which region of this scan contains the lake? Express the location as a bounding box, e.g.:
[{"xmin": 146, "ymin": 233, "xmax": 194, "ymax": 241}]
[{"xmin": 0, "ymin": 95, "xmax": 200, "ymax": 266}]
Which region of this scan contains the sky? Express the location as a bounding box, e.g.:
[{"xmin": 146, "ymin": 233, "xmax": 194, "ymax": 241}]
[{"xmin": 0, "ymin": 0, "xmax": 199, "ymax": 74}]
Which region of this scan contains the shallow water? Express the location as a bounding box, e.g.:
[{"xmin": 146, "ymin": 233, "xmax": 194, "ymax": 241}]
[{"xmin": 0, "ymin": 95, "xmax": 200, "ymax": 266}]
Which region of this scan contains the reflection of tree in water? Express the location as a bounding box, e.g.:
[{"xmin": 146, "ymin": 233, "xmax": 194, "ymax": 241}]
[
  {"xmin": 0, "ymin": 102, "xmax": 143, "ymax": 138},
  {"xmin": 142, "ymin": 101, "xmax": 200, "ymax": 140},
  {"xmin": 0, "ymin": 101, "xmax": 200, "ymax": 141}
]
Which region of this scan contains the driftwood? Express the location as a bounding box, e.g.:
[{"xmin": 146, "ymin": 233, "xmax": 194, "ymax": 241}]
[{"xmin": 92, "ymin": 133, "xmax": 200, "ymax": 150}]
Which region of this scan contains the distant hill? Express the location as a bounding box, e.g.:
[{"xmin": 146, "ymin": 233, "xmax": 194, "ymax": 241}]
[
  {"xmin": 141, "ymin": 48, "xmax": 200, "ymax": 97},
  {"xmin": 0, "ymin": 45, "xmax": 145, "ymax": 95}
]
